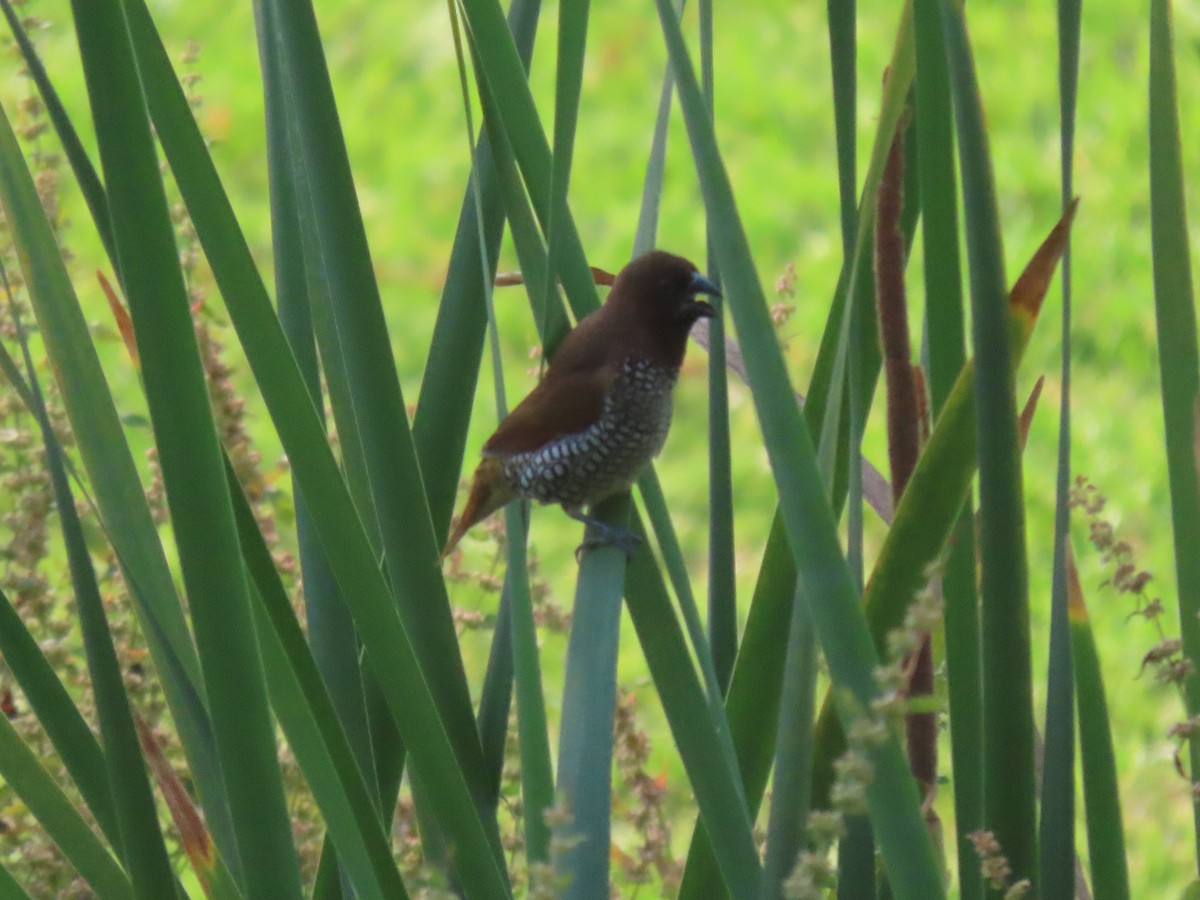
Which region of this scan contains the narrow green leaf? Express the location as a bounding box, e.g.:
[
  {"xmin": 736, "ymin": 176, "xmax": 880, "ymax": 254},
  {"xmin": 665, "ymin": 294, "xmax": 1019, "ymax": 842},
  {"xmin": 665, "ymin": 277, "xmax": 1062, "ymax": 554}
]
[
  {"xmin": 826, "ymin": 0, "xmax": 857, "ymax": 257},
  {"xmin": 837, "ymin": 278, "xmax": 878, "ymax": 899},
  {"xmin": 0, "ymin": 214, "xmax": 238, "ymax": 900},
  {"xmin": 802, "ymin": 2, "xmax": 914, "ymax": 468},
  {"xmin": 1067, "ymin": 551, "xmax": 1131, "ymax": 900},
  {"xmin": 679, "ymin": 6, "xmax": 920, "ymax": 891},
  {"xmin": 911, "ymin": 1, "xmax": 979, "ymax": 896},
  {"xmin": 472, "ymin": 67, "xmax": 560, "ymax": 338},
  {"xmin": 1149, "ymin": 0, "xmax": 1200, "ymax": 870},
  {"xmin": 7, "ymin": 289, "xmax": 178, "ymax": 897},
  {"xmin": 810, "ymin": 205, "xmax": 1074, "ymax": 818},
  {"xmin": 458, "ymin": 0, "xmax": 602, "ymax": 326},
  {"xmin": 0, "ymin": 0, "xmax": 113, "ymax": 262},
  {"xmin": 0, "ymin": 860, "xmax": 32, "ymax": 900},
  {"xmin": 477, "ymin": 583, "xmax": 514, "ymax": 806},
  {"xmin": 70, "ymin": 0, "xmax": 303, "ymax": 890},
  {"xmin": 503, "ymin": 505, "xmax": 554, "ymax": 862},
  {"xmin": 635, "ymin": 469, "xmax": 735, "ymax": 751},
  {"xmin": 698, "ymin": 0, "xmax": 737, "ymax": 697},
  {"xmin": 760, "ymin": 590, "xmax": 817, "ymax": 899},
  {"xmin": 257, "ymin": 4, "xmax": 501, "ymax": 866},
  {"xmin": 0, "ymin": 578, "xmax": 120, "ymax": 838},
  {"xmin": 623, "ymin": 513, "xmax": 762, "ymax": 898},
  {"xmin": 1041, "ymin": 0, "xmax": 1082, "ymax": 890},
  {"xmin": 0, "ymin": 713, "xmax": 132, "ymax": 900},
  {"xmin": 632, "ymin": 0, "xmax": 682, "ymax": 257},
  {"xmin": 294, "ymin": 112, "xmax": 409, "ymax": 895},
  {"xmin": 655, "ymin": 2, "xmax": 943, "ymax": 895},
  {"xmin": 541, "ymin": 0, "xmax": 589, "ymax": 347},
  {"xmin": 942, "ymin": 1, "xmax": 1037, "ymax": 884},
  {"xmin": 554, "ymin": 498, "xmax": 628, "ymax": 899},
  {"xmin": 833, "ymin": 0, "xmax": 862, "ymax": 581},
  {"xmin": 259, "ymin": 22, "xmax": 401, "ymax": 851},
  {"xmin": 912, "ymin": 0, "xmax": 963, "ymax": 414},
  {"xmin": 229, "ymin": 462, "xmax": 408, "ymax": 900},
  {"xmin": 678, "ymin": 517, "xmax": 792, "ymax": 897},
  {"xmin": 825, "ymin": 7, "xmax": 870, "ymax": 890},
  {"xmin": 256, "ymin": 10, "xmax": 379, "ymax": 892},
  {"xmin": 0, "ymin": 80, "xmax": 239, "ymax": 882},
  {"xmin": 114, "ymin": 3, "xmax": 511, "ymax": 891},
  {"xmin": 0, "ymin": 486, "xmax": 118, "ymax": 848}
]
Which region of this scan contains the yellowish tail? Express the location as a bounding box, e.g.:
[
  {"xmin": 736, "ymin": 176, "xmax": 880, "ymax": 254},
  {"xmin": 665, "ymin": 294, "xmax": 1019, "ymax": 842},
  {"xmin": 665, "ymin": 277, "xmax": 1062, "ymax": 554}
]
[{"xmin": 441, "ymin": 458, "xmax": 516, "ymax": 558}]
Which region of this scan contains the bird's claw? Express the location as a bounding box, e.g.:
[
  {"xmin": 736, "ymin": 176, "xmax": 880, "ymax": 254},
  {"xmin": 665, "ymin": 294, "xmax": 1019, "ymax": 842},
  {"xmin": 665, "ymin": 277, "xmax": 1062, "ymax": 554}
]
[{"xmin": 574, "ymin": 524, "xmax": 640, "ymax": 562}]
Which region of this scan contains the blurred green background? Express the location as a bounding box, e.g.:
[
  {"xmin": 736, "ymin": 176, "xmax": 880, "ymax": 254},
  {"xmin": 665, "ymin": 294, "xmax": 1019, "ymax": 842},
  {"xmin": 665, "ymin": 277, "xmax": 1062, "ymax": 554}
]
[{"xmin": 3, "ymin": 0, "xmax": 1199, "ymax": 891}]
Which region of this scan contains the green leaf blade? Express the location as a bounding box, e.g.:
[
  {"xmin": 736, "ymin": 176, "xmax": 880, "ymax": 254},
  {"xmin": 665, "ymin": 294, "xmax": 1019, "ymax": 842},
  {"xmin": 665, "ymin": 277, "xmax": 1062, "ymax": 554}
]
[
  {"xmin": 8, "ymin": 303, "xmax": 179, "ymax": 897},
  {"xmin": 0, "ymin": 713, "xmax": 132, "ymax": 900},
  {"xmin": 1068, "ymin": 551, "xmax": 1131, "ymax": 900},
  {"xmin": 654, "ymin": 1, "xmax": 943, "ymax": 894},
  {"xmin": 1149, "ymin": 0, "xmax": 1200, "ymax": 870},
  {"xmin": 69, "ymin": 0, "xmax": 304, "ymax": 891},
  {"xmin": 942, "ymin": 1, "xmax": 1036, "ymax": 884}
]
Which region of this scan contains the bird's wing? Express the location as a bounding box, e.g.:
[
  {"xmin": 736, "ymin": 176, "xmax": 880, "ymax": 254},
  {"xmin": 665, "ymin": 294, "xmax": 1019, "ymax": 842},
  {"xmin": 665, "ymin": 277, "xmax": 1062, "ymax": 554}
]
[{"xmin": 482, "ymin": 366, "xmax": 617, "ymax": 457}]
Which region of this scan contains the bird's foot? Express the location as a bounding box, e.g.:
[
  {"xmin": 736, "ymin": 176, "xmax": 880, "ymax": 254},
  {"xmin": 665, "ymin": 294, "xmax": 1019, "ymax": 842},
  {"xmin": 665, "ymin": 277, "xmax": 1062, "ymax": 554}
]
[{"xmin": 565, "ymin": 509, "xmax": 640, "ymax": 561}]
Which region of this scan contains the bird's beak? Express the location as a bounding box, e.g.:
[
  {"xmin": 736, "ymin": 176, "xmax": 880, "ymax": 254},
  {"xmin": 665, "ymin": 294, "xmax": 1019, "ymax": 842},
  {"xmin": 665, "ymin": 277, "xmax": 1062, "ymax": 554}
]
[
  {"xmin": 689, "ymin": 271, "xmax": 722, "ymax": 298},
  {"xmin": 687, "ymin": 271, "xmax": 721, "ymax": 319}
]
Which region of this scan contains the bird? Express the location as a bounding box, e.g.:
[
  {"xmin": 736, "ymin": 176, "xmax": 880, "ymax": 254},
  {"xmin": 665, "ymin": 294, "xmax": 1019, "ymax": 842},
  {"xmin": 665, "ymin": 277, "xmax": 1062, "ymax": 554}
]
[{"xmin": 441, "ymin": 250, "xmax": 720, "ymax": 559}]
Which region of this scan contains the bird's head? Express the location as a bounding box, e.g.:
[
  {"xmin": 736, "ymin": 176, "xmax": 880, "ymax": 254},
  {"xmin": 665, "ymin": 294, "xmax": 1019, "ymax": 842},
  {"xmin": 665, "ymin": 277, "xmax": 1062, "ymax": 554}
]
[{"xmin": 607, "ymin": 251, "xmax": 721, "ymax": 351}]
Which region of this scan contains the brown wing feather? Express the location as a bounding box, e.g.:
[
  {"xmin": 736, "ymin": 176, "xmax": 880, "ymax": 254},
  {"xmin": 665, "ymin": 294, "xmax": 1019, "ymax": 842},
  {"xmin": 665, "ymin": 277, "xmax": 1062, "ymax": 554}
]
[
  {"xmin": 483, "ymin": 306, "xmax": 619, "ymax": 456},
  {"xmin": 483, "ymin": 366, "xmax": 617, "ymax": 457}
]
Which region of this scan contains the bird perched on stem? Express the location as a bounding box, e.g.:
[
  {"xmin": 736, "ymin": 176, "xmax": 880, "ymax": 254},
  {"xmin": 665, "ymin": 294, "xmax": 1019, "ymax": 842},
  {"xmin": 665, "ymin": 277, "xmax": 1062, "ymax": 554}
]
[{"xmin": 442, "ymin": 250, "xmax": 719, "ymax": 559}]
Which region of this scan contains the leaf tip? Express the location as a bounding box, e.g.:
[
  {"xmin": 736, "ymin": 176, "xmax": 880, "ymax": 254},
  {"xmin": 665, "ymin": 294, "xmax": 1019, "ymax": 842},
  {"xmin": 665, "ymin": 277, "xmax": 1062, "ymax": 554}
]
[
  {"xmin": 97, "ymin": 269, "xmax": 138, "ymax": 368},
  {"xmin": 1009, "ymin": 200, "xmax": 1080, "ymax": 319}
]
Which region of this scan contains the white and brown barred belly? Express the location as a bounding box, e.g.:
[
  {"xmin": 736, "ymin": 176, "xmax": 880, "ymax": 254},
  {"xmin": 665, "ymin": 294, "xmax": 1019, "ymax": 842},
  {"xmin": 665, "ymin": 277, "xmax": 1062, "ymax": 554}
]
[{"xmin": 494, "ymin": 358, "xmax": 677, "ymax": 509}]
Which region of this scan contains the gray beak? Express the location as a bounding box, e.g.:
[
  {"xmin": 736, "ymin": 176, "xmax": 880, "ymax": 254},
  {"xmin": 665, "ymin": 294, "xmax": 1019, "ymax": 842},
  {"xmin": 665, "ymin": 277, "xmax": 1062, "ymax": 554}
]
[
  {"xmin": 687, "ymin": 271, "xmax": 720, "ymax": 319},
  {"xmin": 689, "ymin": 271, "xmax": 722, "ymax": 299}
]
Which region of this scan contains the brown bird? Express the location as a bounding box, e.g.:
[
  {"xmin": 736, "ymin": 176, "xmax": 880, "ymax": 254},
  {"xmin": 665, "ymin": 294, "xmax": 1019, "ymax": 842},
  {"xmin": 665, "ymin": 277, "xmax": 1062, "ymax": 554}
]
[{"xmin": 442, "ymin": 250, "xmax": 719, "ymax": 558}]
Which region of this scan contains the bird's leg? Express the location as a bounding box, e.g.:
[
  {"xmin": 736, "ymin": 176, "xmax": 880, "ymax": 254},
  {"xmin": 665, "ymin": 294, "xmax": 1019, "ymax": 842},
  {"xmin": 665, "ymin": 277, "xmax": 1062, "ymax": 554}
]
[{"xmin": 564, "ymin": 505, "xmax": 640, "ymax": 560}]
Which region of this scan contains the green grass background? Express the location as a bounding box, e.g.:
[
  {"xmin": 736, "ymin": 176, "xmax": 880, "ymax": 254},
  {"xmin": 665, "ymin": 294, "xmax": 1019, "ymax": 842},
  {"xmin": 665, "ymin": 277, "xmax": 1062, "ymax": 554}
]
[{"xmin": 4, "ymin": 0, "xmax": 1199, "ymax": 892}]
